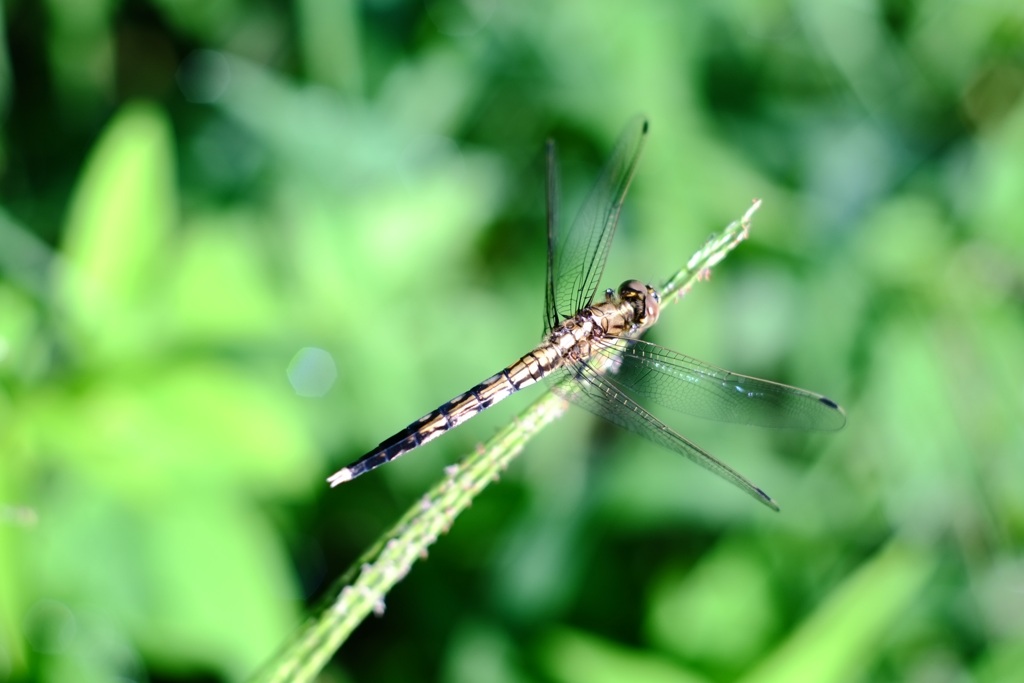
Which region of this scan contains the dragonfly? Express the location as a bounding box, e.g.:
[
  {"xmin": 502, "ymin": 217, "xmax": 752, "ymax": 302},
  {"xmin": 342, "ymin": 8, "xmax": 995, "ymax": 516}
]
[{"xmin": 327, "ymin": 117, "xmax": 846, "ymax": 510}]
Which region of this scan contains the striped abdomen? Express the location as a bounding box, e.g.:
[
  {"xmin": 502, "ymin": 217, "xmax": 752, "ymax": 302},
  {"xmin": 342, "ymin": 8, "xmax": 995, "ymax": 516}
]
[{"xmin": 327, "ymin": 344, "xmax": 563, "ymax": 486}]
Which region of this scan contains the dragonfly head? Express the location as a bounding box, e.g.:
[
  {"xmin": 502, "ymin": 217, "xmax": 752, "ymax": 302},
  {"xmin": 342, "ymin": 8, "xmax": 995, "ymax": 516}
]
[{"xmin": 618, "ymin": 279, "xmax": 660, "ymax": 330}]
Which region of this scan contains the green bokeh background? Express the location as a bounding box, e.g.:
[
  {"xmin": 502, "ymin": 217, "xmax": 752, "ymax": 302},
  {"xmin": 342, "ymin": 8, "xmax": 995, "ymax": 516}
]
[{"xmin": 2, "ymin": 1, "xmax": 1023, "ymax": 681}]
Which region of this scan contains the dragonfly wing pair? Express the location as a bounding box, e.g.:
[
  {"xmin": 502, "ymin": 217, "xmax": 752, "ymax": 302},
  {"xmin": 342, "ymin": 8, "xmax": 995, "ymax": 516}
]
[{"xmin": 543, "ymin": 117, "xmax": 845, "ymax": 510}]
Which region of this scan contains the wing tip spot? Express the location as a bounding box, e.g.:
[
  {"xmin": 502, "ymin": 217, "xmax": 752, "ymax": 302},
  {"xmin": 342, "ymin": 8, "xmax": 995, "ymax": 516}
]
[
  {"xmin": 819, "ymin": 396, "xmax": 840, "ymax": 410},
  {"xmin": 757, "ymin": 488, "xmax": 781, "ymax": 512},
  {"xmin": 818, "ymin": 396, "xmax": 847, "ymax": 428}
]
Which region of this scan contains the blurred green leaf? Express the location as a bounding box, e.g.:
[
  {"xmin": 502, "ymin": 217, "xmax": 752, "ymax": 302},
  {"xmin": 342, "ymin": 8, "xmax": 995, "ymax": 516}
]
[
  {"xmin": 134, "ymin": 498, "xmax": 299, "ymax": 680},
  {"xmin": 29, "ymin": 362, "xmax": 316, "ymax": 499},
  {"xmin": 295, "ymin": 0, "xmax": 363, "ymax": 94},
  {"xmin": 740, "ymin": 541, "xmax": 935, "ymax": 683},
  {"xmin": 646, "ymin": 539, "xmax": 778, "ymax": 673},
  {"xmin": 0, "ymin": 284, "xmax": 42, "ymax": 380},
  {"xmin": 538, "ymin": 627, "xmax": 710, "ymax": 683},
  {"xmin": 57, "ymin": 102, "xmax": 176, "ymax": 363},
  {"xmin": 442, "ymin": 620, "xmax": 523, "ymax": 683},
  {"xmin": 975, "ymin": 641, "xmax": 1024, "ymax": 683},
  {"xmin": 32, "ymin": 479, "xmax": 298, "ymax": 681},
  {"xmin": 166, "ymin": 211, "xmax": 282, "ymax": 344}
]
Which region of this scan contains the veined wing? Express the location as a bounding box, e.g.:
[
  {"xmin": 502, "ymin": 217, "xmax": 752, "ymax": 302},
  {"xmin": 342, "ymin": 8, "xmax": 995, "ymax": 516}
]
[
  {"xmin": 551, "ymin": 361, "xmax": 780, "ymax": 510},
  {"xmin": 545, "ymin": 117, "xmax": 649, "ymax": 330},
  {"xmin": 543, "ymin": 137, "xmax": 559, "ymax": 333},
  {"xmin": 591, "ymin": 338, "xmax": 847, "ymax": 430}
]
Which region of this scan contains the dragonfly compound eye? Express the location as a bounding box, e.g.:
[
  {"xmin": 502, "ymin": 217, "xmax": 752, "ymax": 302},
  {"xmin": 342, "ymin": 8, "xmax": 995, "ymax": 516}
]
[
  {"xmin": 618, "ymin": 280, "xmax": 660, "ymax": 326},
  {"xmin": 645, "ymin": 285, "xmax": 661, "ymax": 325}
]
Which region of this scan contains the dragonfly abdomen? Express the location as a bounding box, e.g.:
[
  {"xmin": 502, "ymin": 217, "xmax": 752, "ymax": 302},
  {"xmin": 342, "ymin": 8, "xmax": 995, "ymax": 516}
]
[{"xmin": 327, "ymin": 346, "xmax": 561, "ymax": 486}]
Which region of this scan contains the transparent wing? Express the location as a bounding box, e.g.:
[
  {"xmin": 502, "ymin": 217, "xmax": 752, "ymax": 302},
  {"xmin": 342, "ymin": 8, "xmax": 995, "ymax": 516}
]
[
  {"xmin": 591, "ymin": 337, "xmax": 847, "ymax": 430},
  {"xmin": 550, "ymin": 360, "xmax": 780, "ymax": 510},
  {"xmin": 547, "ymin": 117, "xmax": 649, "ymax": 327},
  {"xmin": 543, "ymin": 138, "xmax": 559, "ymax": 333}
]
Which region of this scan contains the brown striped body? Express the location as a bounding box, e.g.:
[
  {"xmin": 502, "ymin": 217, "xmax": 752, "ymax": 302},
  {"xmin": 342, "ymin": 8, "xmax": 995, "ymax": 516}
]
[{"xmin": 327, "ymin": 280, "xmax": 660, "ymax": 486}]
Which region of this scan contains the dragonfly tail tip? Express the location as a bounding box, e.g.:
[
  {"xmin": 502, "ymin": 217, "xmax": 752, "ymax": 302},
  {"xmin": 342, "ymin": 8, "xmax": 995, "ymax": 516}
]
[{"xmin": 327, "ymin": 468, "xmax": 354, "ymax": 487}]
